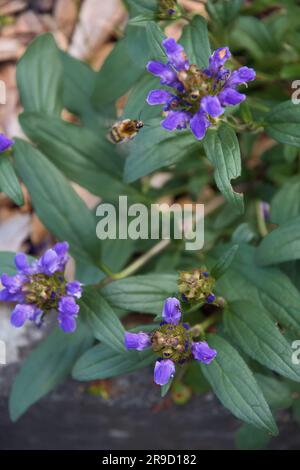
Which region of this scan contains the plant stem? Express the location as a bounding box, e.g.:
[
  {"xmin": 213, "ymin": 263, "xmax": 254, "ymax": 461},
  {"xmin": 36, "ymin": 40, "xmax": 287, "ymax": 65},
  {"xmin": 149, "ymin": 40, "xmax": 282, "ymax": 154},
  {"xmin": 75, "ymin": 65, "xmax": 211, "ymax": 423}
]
[
  {"xmin": 112, "ymin": 239, "xmax": 171, "ymax": 279},
  {"xmin": 192, "ymin": 311, "xmax": 222, "ymax": 338},
  {"xmin": 96, "ymin": 239, "xmax": 171, "ymax": 287},
  {"xmin": 96, "ymin": 194, "xmax": 225, "ymax": 288}
]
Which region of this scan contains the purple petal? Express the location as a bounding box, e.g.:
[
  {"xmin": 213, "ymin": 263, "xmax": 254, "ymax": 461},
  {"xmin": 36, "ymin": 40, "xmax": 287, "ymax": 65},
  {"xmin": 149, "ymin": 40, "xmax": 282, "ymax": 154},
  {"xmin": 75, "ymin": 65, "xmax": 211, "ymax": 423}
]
[
  {"xmin": 147, "ymin": 61, "xmax": 177, "ymax": 86},
  {"xmin": 53, "ymin": 241, "xmax": 69, "ymax": 269},
  {"xmin": 154, "ymin": 359, "xmax": 175, "ymax": 386},
  {"xmin": 1, "ymin": 273, "xmax": 25, "ymax": 294},
  {"xmin": 218, "ymin": 88, "xmax": 245, "ymax": 106},
  {"xmin": 28, "ymin": 306, "xmax": 43, "ymax": 323},
  {"xmin": 207, "ymin": 47, "xmax": 231, "ymax": 75},
  {"xmin": 0, "ymin": 134, "xmax": 13, "ymax": 153},
  {"xmin": 58, "ymin": 296, "xmax": 79, "ymax": 316},
  {"xmin": 190, "ymin": 111, "xmax": 210, "ymax": 140},
  {"xmin": 161, "ymin": 110, "xmax": 190, "ymax": 131},
  {"xmin": 147, "ymin": 89, "xmax": 174, "ymax": 106},
  {"xmin": 38, "ymin": 249, "xmax": 60, "ymax": 275},
  {"xmin": 201, "ymin": 96, "xmax": 224, "ymax": 118},
  {"xmin": 14, "ymin": 252, "xmax": 30, "ymax": 273},
  {"xmin": 162, "ymin": 38, "xmax": 189, "ymax": 71},
  {"xmin": 58, "ymin": 314, "xmax": 77, "ymax": 333},
  {"xmin": 260, "ymin": 201, "xmax": 270, "ymax": 221},
  {"xmin": 0, "ymin": 288, "xmax": 23, "ymax": 302},
  {"xmin": 226, "ymin": 67, "xmax": 256, "ymax": 88},
  {"xmin": 10, "ymin": 304, "xmax": 35, "ymax": 328},
  {"xmin": 192, "ymin": 341, "xmax": 217, "ymax": 364},
  {"xmin": 124, "ymin": 331, "xmax": 150, "ymax": 351},
  {"xmin": 206, "ymin": 293, "xmax": 216, "ymax": 304},
  {"xmin": 162, "ymin": 297, "xmax": 181, "ymax": 325},
  {"xmin": 66, "ymin": 281, "xmax": 82, "ymax": 299}
]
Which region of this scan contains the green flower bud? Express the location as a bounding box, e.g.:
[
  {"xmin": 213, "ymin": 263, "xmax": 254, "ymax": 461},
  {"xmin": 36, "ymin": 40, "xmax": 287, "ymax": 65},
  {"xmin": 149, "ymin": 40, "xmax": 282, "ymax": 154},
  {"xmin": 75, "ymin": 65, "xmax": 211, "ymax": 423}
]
[{"xmin": 178, "ymin": 268, "xmax": 215, "ymax": 303}]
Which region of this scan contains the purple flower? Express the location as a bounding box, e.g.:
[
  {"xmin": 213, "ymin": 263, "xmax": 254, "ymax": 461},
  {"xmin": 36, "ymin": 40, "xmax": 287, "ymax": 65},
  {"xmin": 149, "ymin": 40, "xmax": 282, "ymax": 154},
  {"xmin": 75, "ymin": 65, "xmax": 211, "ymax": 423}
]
[
  {"xmin": 206, "ymin": 293, "xmax": 216, "ymax": 304},
  {"xmin": 147, "ymin": 90, "xmax": 179, "ymax": 111},
  {"xmin": 226, "ymin": 66, "xmax": 256, "ymax": 87},
  {"xmin": 147, "ymin": 61, "xmax": 180, "ymax": 88},
  {"xmin": 0, "ymin": 242, "xmax": 81, "ymax": 333},
  {"xmin": 146, "ymin": 38, "xmax": 255, "ymax": 141},
  {"xmin": 57, "ymin": 314, "xmax": 77, "ymax": 333},
  {"xmin": 192, "ymin": 341, "xmax": 217, "ymax": 364},
  {"xmin": 66, "ymin": 281, "xmax": 82, "ymax": 299},
  {"xmin": 161, "ymin": 110, "xmax": 190, "ymax": 130},
  {"xmin": 201, "ymin": 96, "xmax": 224, "ymax": 118},
  {"xmin": 208, "ymin": 47, "xmax": 231, "ymax": 74},
  {"xmin": 53, "ymin": 242, "xmax": 69, "ymax": 268},
  {"xmin": 11, "ymin": 304, "xmax": 42, "ymax": 328},
  {"xmin": 57, "ymin": 296, "xmax": 79, "ymax": 333},
  {"xmin": 218, "ymin": 88, "xmax": 245, "ymax": 106},
  {"xmin": 37, "ymin": 242, "xmax": 69, "ymax": 276},
  {"xmin": 14, "ymin": 253, "xmax": 31, "ymax": 274},
  {"xmin": 0, "ymin": 134, "xmax": 13, "ymax": 153},
  {"xmin": 154, "ymin": 359, "xmax": 175, "ymax": 386},
  {"xmin": 162, "ymin": 297, "xmax": 181, "ymax": 325},
  {"xmin": 124, "ymin": 296, "xmax": 217, "ymax": 388},
  {"xmin": 38, "ymin": 249, "xmax": 61, "ymax": 276},
  {"xmin": 125, "ymin": 331, "xmax": 150, "ymax": 351},
  {"xmin": 190, "ymin": 111, "xmax": 210, "ymax": 140},
  {"xmin": 162, "ymin": 38, "xmax": 189, "ymax": 71},
  {"xmin": 58, "ymin": 296, "xmax": 79, "ymax": 316}
]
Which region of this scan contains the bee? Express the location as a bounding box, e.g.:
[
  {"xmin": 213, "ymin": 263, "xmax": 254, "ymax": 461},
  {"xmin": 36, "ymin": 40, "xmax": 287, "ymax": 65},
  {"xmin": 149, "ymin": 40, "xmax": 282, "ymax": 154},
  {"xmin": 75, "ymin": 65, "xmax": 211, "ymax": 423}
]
[{"xmin": 109, "ymin": 119, "xmax": 144, "ymax": 144}]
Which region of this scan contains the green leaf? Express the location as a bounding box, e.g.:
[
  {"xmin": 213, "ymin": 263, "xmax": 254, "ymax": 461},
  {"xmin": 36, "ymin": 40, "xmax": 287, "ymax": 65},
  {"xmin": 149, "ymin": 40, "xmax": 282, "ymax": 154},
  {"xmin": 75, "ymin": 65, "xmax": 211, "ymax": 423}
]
[
  {"xmin": 271, "ymin": 176, "xmax": 300, "ymax": 224},
  {"xmin": 19, "ymin": 113, "xmax": 140, "ymax": 204},
  {"xmin": 235, "ymin": 424, "xmax": 271, "ymax": 450},
  {"xmin": 146, "ymin": 21, "xmax": 166, "ymax": 62},
  {"xmin": 102, "ymin": 273, "xmax": 177, "ymax": 314},
  {"xmin": 125, "ymin": 0, "xmax": 157, "ymax": 17},
  {"xmin": 225, "ymin": 301, "xmax": 300, "ymax": 382},
  {"xmin": 128, "ymin": 14, "xmax": 155, "ymax": 25},
  {"xmin": 80, "ymin": 287, "xmax": 126, "ymax": 352},
  {"xmin": 201, "ymin": 334, "xmax": 278, "ymax": 434},
  {"xmin": 0, "ymin": 156, "xmax": 24, "ymax": 206},
  {"xmin": 161, "ymin": 377, "xmax": 174, "ymax": 397},
  {"xmin": 214, "ymin": 244, "xmax": 300, "ymax": 334},
  {"xmin": 184, "ymin": 361, "xmax": 211, "ymax": 393},
  {"xmin": 93, "ymin": 38, "xmax": 143, "ymax": 112},
  {"xmin": 17, "ymin": 33, "xmax": 63, "ymax": 116},
  {"xmin": 124, "ymin": 123, "xmax": 198, "ymax": 182},
  {"xmin": 256, "ymin": 215, "xmax": 300, "ymax": 265},
  {"xmin": 231, "ymin": 16, "xmax": 278, "ymax": 60},
  {"xmin": 180, "ymin": 15, "xmax": 211, "ymax": 68},
  {"xmin": 9, "ymin": 320, "xmax": 93, "ymax": 421},
  {"xmin": 264, "ymin": 101, "xmax": 300, "ymax": 147},
  {"xmin": 124, "ymin": 74, "xmax": 162, "ymax": 121},
  {"xmin": 60, "ymin": 50, "xmax": 113, "ymax": 130},
  {"xmin": 13, "ymin": 138, "xmax": 101, "ymax": 266},
  {"xmin": 255, "ymin": 373, "xmax": 293, "ymax": 410},
  {"xmin": 210, "ymin": 244, "xmax": 238, "ymax": 279},
  {"xmin": 206, "ymin": 0, "xmax": 243, "ymax": 27},
  {"xmin": 203, "ymin": 124, "xmax": 244, "ymax": 214},
  {"xmin": 73, "ymin": 342, "xmax": 156, "ymax": 381}
]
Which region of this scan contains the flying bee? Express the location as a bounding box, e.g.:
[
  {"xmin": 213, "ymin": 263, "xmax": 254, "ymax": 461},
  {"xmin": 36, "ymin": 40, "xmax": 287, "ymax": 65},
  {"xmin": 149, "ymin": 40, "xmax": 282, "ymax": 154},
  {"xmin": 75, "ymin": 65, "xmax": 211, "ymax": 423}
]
[{"xmin": 108, "ymin": 119, "xmax": 144, "ymax": 144}]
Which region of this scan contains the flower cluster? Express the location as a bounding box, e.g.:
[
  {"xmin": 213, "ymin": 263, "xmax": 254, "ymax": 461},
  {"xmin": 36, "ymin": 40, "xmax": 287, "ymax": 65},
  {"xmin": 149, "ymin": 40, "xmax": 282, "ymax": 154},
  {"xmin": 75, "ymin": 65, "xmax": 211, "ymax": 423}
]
[
  {"xmin": 124, "ymin": 297, "xmax": 217, "ymax": 386},
  {"xmin": 178, "ymin": 268, "xmax": 216, "ymax": 304},
  {"xmin": 146, "ymin": 38, "xmax": 256, "ymax": 140},
  {"xmin": 0, "ymin": 134, "xmax": 13, "ymax": 153},
  {"xmin": 158, "ymin": 0, "xmax": 179, "ymax": 19},
  {"xmin": 0, "ymin": 242, "xmax": 82, "ymax": 333}
]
